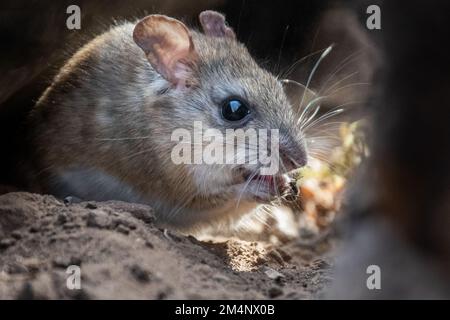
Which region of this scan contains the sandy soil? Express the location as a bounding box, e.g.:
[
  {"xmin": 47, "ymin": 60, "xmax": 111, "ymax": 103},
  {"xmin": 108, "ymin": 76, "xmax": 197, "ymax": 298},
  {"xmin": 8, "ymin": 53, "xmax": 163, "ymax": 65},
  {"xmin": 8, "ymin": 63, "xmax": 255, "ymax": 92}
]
[{"xmin": 0, "ymin": 192, "xmax": 335, "ymax": 299}]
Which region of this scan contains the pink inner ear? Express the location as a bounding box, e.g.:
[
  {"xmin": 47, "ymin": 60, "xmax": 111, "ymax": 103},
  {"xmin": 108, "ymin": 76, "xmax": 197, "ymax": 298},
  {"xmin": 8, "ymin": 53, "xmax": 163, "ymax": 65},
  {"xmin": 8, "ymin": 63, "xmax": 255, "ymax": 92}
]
[
  {"xmin": 133, "ymin": 15, "xmax": 197, "ymax": 86},
  {"xmin": 199, "ymin": 10, "xmax": 235, "ymax": 39}
]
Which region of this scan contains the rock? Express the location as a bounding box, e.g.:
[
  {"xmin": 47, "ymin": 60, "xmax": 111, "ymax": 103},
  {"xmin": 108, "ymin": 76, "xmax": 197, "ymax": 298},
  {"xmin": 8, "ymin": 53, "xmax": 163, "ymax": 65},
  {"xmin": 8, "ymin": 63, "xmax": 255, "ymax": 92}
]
[
  {"xmin": 113, "ymin": 218, "xmax": 136, "ymax": 230},
  {"xmin": 212, "ymin": 273, "xmax": 230, "ymax": 282},
  {"xmin": 85, "ymin": 202, "xmax": 98, "ymax": 210},
  {"xmin": 21, "ymin": 258, "xmax": 42, "ymax": 273},
  {"xmin": 145, "ymin": 240, "xmax": 154, "ymax": 249},
  {"xmin": 64, "ymin": 196, "xmax": 83, "ymax": 205},
  {"xmin": 267, "ymin": 286, "xmax": 283, "ymax": 298},
  {"xmin": 263, "ymin": 267, "xmax": 285, "ymax": 280},
  {"xmin": 52, "ymin": 256, "xmax": 82, "ymax": 268},
  {"xmin": 56, "ymin": 213, "xmax": 68, "ymax": 225},
  {"xmin": 62, "ymin": 222, "xmax": 79, "ymax": 230},
  {"xmin": 28, "ymin": 226, "xmax": 39, "ymax": 233},
  {"xmin": 116, "ymin": 224, "xmax": 130, "ymax": 235},
  {"xmin": 0, "ymin": 238, "xmax": 15, "ymax": 250},
  {"xmin": 0, "ymin": 193, "xmax": 39, "ymax": 237},
  {"xmin": 5, "ymin": 263, "xmax": 28, "ymax": 274},
  {"xmin": 129, "ymin": 264, "xmax": 150, "ymax": 283},
  {"xmin": 102, "ymin": 201, "xmax": 156, "ymax": 225},
  {"xmin": 86, "ymin": 211, "xmax": 111, "ymax": 229},
  {"xmin": 10, "ymin": 231, "xmax": 22, "ymax": 240}
]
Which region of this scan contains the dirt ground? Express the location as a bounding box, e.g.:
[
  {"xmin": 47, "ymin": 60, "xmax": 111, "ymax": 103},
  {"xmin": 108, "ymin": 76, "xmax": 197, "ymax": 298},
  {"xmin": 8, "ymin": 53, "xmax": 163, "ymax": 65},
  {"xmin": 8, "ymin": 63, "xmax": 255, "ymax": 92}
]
[{"xmin": 0, "ymin": 192, "xmax": 335, "ymax": 299}]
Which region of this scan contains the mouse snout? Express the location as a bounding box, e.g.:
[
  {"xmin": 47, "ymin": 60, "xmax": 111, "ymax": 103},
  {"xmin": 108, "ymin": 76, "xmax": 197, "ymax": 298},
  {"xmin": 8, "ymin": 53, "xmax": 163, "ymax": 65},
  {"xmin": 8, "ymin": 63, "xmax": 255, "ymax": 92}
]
[
  {"xmin": 279, "ymin": 141, "xmax": 307, "ymax": 173},
  {"xmin": 274, "ymin": 127, "xmax": 308, "ymax": 173},
  {"xmin": 280, "ymin": 150, "xmax": 306, "ymax": 173}
]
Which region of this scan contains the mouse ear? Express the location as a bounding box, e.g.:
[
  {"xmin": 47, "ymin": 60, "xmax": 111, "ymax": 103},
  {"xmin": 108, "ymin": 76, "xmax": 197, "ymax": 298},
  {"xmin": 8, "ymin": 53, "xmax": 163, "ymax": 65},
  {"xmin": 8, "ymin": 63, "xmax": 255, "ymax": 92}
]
[
  {"xmin": 199, "ymin": 10, "xmax": 236, "ymax": 39},
  {"xmin": 133, "ymin": 15, "xmax": 198, "ymax": 88}
]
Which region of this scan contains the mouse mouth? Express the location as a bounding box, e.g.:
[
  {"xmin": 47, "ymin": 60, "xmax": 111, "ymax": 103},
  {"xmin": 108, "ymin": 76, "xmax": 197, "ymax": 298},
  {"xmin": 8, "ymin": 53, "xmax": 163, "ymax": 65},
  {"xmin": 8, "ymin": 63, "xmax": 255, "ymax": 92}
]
[{"xmin": 240, "ymin": 170, "xmax": 289, "ymax": 201}]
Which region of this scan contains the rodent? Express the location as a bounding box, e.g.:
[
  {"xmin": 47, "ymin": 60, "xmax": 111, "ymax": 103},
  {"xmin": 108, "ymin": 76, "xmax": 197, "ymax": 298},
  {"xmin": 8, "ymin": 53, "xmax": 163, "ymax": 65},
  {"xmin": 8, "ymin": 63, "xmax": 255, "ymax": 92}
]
[{"xmin": 27, "ymin": 10, "xmax": 307, "ymax": 231}]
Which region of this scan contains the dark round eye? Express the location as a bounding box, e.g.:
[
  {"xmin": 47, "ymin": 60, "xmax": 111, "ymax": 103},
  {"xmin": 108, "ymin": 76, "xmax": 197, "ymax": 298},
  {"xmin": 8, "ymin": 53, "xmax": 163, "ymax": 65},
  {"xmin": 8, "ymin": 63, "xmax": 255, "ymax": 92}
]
[{"xmin": 221, "ymin": 99, "xmax": 250, "ymax": 122}]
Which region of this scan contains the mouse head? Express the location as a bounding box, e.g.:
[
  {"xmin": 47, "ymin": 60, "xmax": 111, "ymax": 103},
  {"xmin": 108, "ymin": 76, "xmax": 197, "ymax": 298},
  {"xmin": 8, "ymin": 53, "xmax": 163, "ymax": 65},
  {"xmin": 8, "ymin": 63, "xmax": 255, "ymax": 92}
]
[{"xmin": 133, "ymin": 11, "xmax": 307, "ymax": 202}]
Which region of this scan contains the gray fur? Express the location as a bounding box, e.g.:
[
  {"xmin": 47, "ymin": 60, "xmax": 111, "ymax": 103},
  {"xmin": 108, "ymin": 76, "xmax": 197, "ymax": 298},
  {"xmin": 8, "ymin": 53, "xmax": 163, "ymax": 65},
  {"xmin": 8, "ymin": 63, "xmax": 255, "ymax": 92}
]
[{"xmin": 28, "ymin": 16, "xmax": 306, "ymax": 230}]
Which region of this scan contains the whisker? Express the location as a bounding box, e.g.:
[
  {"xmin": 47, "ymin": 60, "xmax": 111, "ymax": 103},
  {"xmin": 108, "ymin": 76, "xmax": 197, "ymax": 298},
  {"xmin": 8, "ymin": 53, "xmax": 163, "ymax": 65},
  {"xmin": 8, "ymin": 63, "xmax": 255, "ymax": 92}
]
[
  {"xmin": 301, "ymin": 105, "xmax": 321, "ymax": 128},
  {"xmin": 275, "ymin": 25, "xmax": 290, "ymax": 75},
  {"xmin": 326, "ymin": 82, "xmax": 370, "ymax": 96},
  {"xmin": 297, "ymin": 45, "xmax": 334, "ymax": 118},
  {"xmin": 279, "ymin": 47, "xmax": 328, "ymax": 79},
  {"xmin": 296, "ymin": 95, "xmax": 326, "ymax": 125},
  {"xmin": 302, "ymin": 108, "xmax": 345, "ymax": 132},
  {"xmin": 235, "ymin": 168, "xmax": 259, "ymax": 210},
  {"xmin": 318, "ymin": 50, "xmax": 363, "ymax": 94},
  {"xmin": 321, "ymin": 71, "xmax": 359, "ymax": 96}
]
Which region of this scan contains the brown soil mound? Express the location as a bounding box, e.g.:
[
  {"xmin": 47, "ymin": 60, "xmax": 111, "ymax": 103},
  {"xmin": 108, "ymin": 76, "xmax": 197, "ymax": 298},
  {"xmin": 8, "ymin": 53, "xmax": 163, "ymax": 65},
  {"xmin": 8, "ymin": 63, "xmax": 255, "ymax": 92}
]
[{"xmin": 0, "ymin": 192, "xmax": 333, "ymax": 299}]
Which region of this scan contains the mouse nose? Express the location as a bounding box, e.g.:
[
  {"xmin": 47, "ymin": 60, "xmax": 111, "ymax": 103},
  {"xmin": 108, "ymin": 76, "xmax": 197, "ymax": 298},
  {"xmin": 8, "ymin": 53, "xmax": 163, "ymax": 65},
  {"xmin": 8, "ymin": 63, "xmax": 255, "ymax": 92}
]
[
  {"xmin": 280, "ymin": 147, "xmax": 307, "ymax": 173},
  {"xmin": 276, "ymin": 128, "xmax": 308, "ymax": 173}
]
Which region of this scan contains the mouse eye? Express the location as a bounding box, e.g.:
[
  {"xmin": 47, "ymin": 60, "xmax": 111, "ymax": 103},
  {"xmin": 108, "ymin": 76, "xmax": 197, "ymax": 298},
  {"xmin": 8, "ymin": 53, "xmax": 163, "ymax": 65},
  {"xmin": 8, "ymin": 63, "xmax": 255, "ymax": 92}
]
[{"xmin": 221, "ymin": 99, "xmax": 250, "ymax": 122}]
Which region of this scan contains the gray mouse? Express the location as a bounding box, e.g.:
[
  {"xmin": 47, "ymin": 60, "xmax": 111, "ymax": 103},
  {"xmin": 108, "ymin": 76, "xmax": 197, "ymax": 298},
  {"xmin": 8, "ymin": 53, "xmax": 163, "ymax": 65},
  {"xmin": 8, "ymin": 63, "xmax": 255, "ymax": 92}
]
[{"xmin": 27, "ymin": 11, "xmax": 307, "ymax": 231}]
